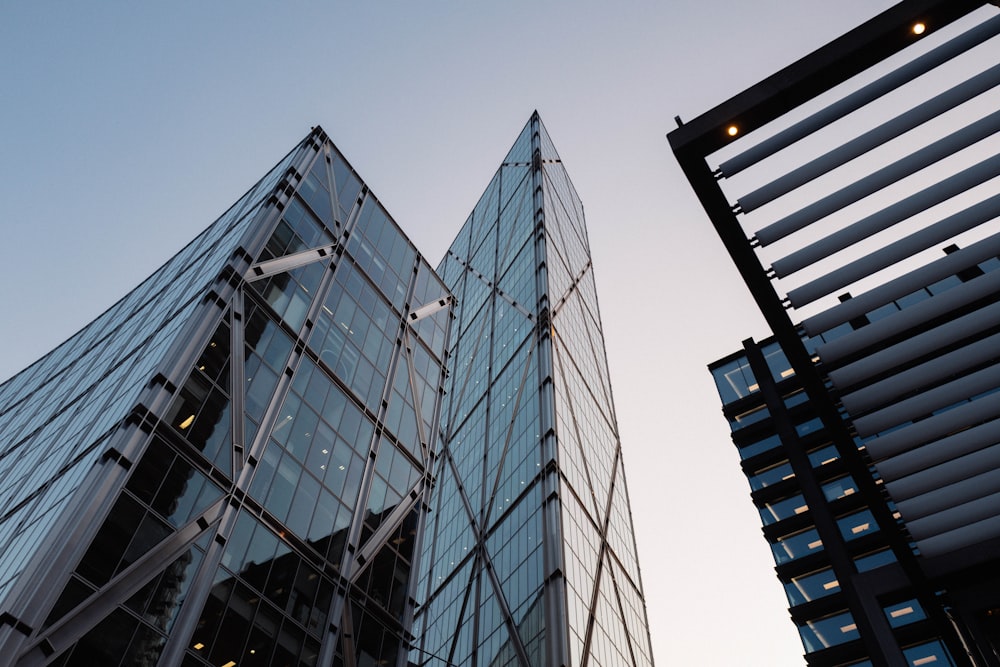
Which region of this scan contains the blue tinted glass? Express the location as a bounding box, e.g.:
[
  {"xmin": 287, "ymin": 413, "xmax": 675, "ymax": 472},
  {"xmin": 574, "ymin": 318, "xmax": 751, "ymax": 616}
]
[
  {"xmin": 760, "ymin": 494, "xmax": 808, "ymax": 525},
  {"xmin": 712, "ymin": 357, "xmax": 758, "ymax": 404},
  {"xmin": 822, "ymin": 476, "xmax": 858, "ymax": 502},
  {"xmin": 855, "ymin": 548, "xmax": 897, "ymax": 572},
  {"xmin": 749, "ymin": 461, "xmax": 794, "ymax": 490},
  {"xmin": 784, "ymin": 568, "xmax": 840, "ymax": 606},
  {"xmin": 795, "ymin": 417, "xmax": 823, "ymax": 437},
  {"xmin": 884, "ymin": 599, "xmax": 926, "ymax": 628},
  {"xmin": 761, "ymin": 341, "xmax": 794, "ymax": 382},
  {"xmin": 839, "ymin": 509, "xmax": 878, "ymax": 541},
  {"xmin": 771, "ymin": 528, "xmax": 823, "ymax": 564},
  {"xmin": 731, "ymin": 404, "xmax": 769, "ymax": 431},
  {"xmin": 739, "ymin": 433, "xmax": 782, "ymax": 460},
  {"xmin": 903, "ymin": 640, "xmax": 955, "ymax": 666},
  {"xmin": 798, "ymin": 610, "xmax": 859, "ymax": 653},
  {"xmin": 808, "ymin": 445, "xmax": 839, "ymax": 467}
]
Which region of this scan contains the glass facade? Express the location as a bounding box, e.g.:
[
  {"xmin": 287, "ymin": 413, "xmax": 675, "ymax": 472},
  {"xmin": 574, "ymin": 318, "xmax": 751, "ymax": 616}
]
[
  {"xmin": 412, "ymin": 114, "xmax": 654, "ymax": 666},
  {"xmin": 710, "ymin": 337, "xmax": 964, "ymax": 666},
  {"xmin": 0, "ymin": 128, "xmax": 453, "ymax": 666}
]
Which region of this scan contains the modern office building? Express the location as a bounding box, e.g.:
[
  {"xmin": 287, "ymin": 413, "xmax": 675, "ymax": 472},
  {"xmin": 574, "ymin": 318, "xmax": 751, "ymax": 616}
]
[
  {"xmin": 709, "ymin": 338, "xmax": 964, "ymax": 667},
  {"xmin": 412, "ymin": 114, "xmax": 654, "ymax": 667},
  {"xmin": 0, "ymin": 127, "xmax": 454, "ymax": 666},
  {"xmin": 0, "ymin": 114, "xmax": 653, "ymax": 667},
  {"xmin": 671, "ymin": 0, "xmax": 1000, "ymax": 665}
]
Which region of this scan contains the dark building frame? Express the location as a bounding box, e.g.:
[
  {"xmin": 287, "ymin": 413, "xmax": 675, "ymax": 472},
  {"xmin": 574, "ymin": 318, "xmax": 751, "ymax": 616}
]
[{"xmin": 672, "ymin": 1, "xmax": 1000, "ymax": 665}]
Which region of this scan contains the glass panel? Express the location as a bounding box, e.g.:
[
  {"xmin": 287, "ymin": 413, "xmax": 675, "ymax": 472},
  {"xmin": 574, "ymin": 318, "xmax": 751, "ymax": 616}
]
[
  {"xmin": 762, "ymin": 341, "xmax": 795, "ymax": 382},
  {"xmin": 738, "ymin": 433, "xmax": 781, "ymax": 460},
  {"xmin": 822, "ymin": 476, "xmax": 858, "ymax": 502},
  {"xmin": 749, "ymin": 460, "xmax": 795, "ymax": 490},
  {"xmin": 808, "ymin": 444, "xmax": 839, "ymax": 467},
  {"xmin": 795, "ymin": 417, "xmax": 824, "ymax": 437},
  {"xmin": 711, "ymin": 356, "xmax": 758, "ymax": 404},
  {"xmin": 855, "ymin": 548, "xmax": 897, "ymax": 572},
  {"xmin": 839, "ymin": 509, "xmax": 878, "ymax": 541},
  {"xmin": 731, "ymin": 404, "xmax": 770, "ymax": 431},
  {"xmin": 903, "ymin": 639, "xmax": 956, "ymax": 666},
  {"xmin": 798, "ymin": 610, "xmax": 859, "ymax": 653},
  {"xmin": 784, "ymin": 567, "xmax": 840, "ymax": 606},
  {"xmin": 760, "ymin": 494, "xmax": 809, "ymax": 525},
  {"xmin": 884, "ymin": 599, "xmax": 927, "ymax": 628},
  {"xmin": 771, "ymin": 528, "xmax": 823, "ymax": 564}
]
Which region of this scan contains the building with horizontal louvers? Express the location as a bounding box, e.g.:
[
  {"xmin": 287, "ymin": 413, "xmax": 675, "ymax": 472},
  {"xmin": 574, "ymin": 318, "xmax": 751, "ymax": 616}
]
[{"xmin": 672, "ymin": 0, "xmax": 1000, "ymax": 665}]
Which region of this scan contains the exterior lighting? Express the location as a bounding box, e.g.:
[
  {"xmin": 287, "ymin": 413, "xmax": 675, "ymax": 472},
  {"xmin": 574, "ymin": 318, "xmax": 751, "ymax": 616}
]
[
  {"xmin": 179, "ymin": 415, "xmax": 195, "ymax": 430},
  {"xmin": 727, "ymin": 125, "xmax": 739, "ymax": 137},
  {"xmin": 912, "ymin": 22, "xmax": 926, "ymax": 35}
]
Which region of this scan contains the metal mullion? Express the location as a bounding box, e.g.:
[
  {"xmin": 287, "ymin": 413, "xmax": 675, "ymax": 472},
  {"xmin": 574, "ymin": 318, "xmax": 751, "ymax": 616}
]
[{"xmin": 742, "ymin": 339, "xmax": 905, "ymax": 667}]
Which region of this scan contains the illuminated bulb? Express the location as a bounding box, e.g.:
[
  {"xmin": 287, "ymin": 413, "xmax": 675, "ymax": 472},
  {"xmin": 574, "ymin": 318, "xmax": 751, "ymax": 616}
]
[
  {"xmin": 912, "ymin": 22, "xmax": 926, "ymax": 35},
  {"xmin": 727, "ymin": 125, "xmax": 739, "ymax": 137}
]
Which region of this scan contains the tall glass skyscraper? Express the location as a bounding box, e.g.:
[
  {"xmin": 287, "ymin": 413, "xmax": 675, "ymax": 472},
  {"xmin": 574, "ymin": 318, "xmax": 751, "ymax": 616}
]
[
  {"xmin": 413, "ymin": 113, "xmax": 654, "ymax": 667},
  {"xmin": 0, "ymin": 116, "xmax": 653, "ymax": 667},
  {"xmin": 0, "ymin": 127, "xmax": 453, "ymax": 666}
]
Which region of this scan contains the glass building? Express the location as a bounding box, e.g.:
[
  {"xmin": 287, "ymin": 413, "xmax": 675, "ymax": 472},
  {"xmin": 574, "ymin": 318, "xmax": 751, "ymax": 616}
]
[
  {"xmin": 672, "ymin": 1, "xmax": 1000, "ymax": 665},
  {"xmin": 412, "ymin": 113, "xmax": 654, "ymax": 667},
  {"xmin": 0, "ymin": 127, "xmax": 454, "ymax": 666},
  {"xmin": 0, "ymin": 115, "xmax": 653, "ymax": 667},
  {"xmin": 710, "ymin": 338, "xmax": 959, "ymax": 667}
]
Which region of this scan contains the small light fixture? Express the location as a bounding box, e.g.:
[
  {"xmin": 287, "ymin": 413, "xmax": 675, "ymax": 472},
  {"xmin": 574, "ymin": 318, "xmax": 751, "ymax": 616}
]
[
  {"xmin": 912, "ymin": 22, "xmax": 926, "ymax": 35},
  {"xmin": 179, "ymin": 415, "xmax": 195, "ymax": 430},
  {"xmin": 193, "ymin": 642, "xmax": 205, "ymax": 650},
  {"xmin": 727, "ymin": 125, "xmax": 739, "ymax": 137}
]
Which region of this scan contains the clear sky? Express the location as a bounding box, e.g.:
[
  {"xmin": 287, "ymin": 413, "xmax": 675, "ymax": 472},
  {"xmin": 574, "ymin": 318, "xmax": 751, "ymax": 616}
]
[{"xmin": 0, "ymin": 2, "xmax": 898, "ymax": 664}]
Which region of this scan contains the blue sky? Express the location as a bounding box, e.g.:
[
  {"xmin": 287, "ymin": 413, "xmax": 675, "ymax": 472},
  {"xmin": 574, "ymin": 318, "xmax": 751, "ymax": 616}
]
[{"xmin": 0, "ymin": 2, "xmax": 899, "ymax": 664}]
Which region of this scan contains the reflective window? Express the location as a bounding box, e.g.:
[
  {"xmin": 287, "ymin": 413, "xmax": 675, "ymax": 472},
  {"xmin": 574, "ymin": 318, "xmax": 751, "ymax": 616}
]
[
  {"xmin": 748, "ymin": 460, "xmax": 795, "ymax": 490},
  {"xmin": 903, "ymin": 639, "xmax": 956, "ymax": 666},
  {"xmin": 822, "ymin": 476, "xmax": 858, "ymax": 502},
  {"xmin": 772, "ymin": 527, "xmax": 823, "ymax": 564},
  {"xmin": 738, "ymin": 433, "xmax": 782, "ymax": 460},
  {"xmin": 855, "ymin": 548, "xmax": 897, "ymax": 572},
  {"xmin": 808, "ymin": 444, "xmax": 840, "ymax": 467},
  {"xmin": 798, "ymin": 610, "xmax": 859, "ymax": 653},
  {"xmin": 784, "ymin": 389, "xmax": 809, "ymax": 408},
  {"xmin": 884, "ymin": 598, "xmax": 927, "ymax": 628},
  {"xmin": 762, "ymin": 341, "xmax": 795, "ymax": 382},
  {"xmin": 760, "ymin": 494, "xmax": 809, "ymax": 525},
  {"xmin": 784, "ymin": 567, "xmax": 840, "ymax": 606},
  {"xmin": 711, "ymin": 355, "xmax": 758, "ymax": 404},
  {"xmin": 795, "ymin": 417, "xmax": 824, "ymax": 437},
  {"xmin": 839, "ymin": 509, "xmax": 878, "ymax": 541}
]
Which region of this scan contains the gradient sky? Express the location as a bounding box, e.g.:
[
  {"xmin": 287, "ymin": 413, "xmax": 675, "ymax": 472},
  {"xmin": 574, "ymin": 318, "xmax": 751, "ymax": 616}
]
[{"xmin": 0, "ymin": 2, "xmax": 900, "ymax": 664}]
